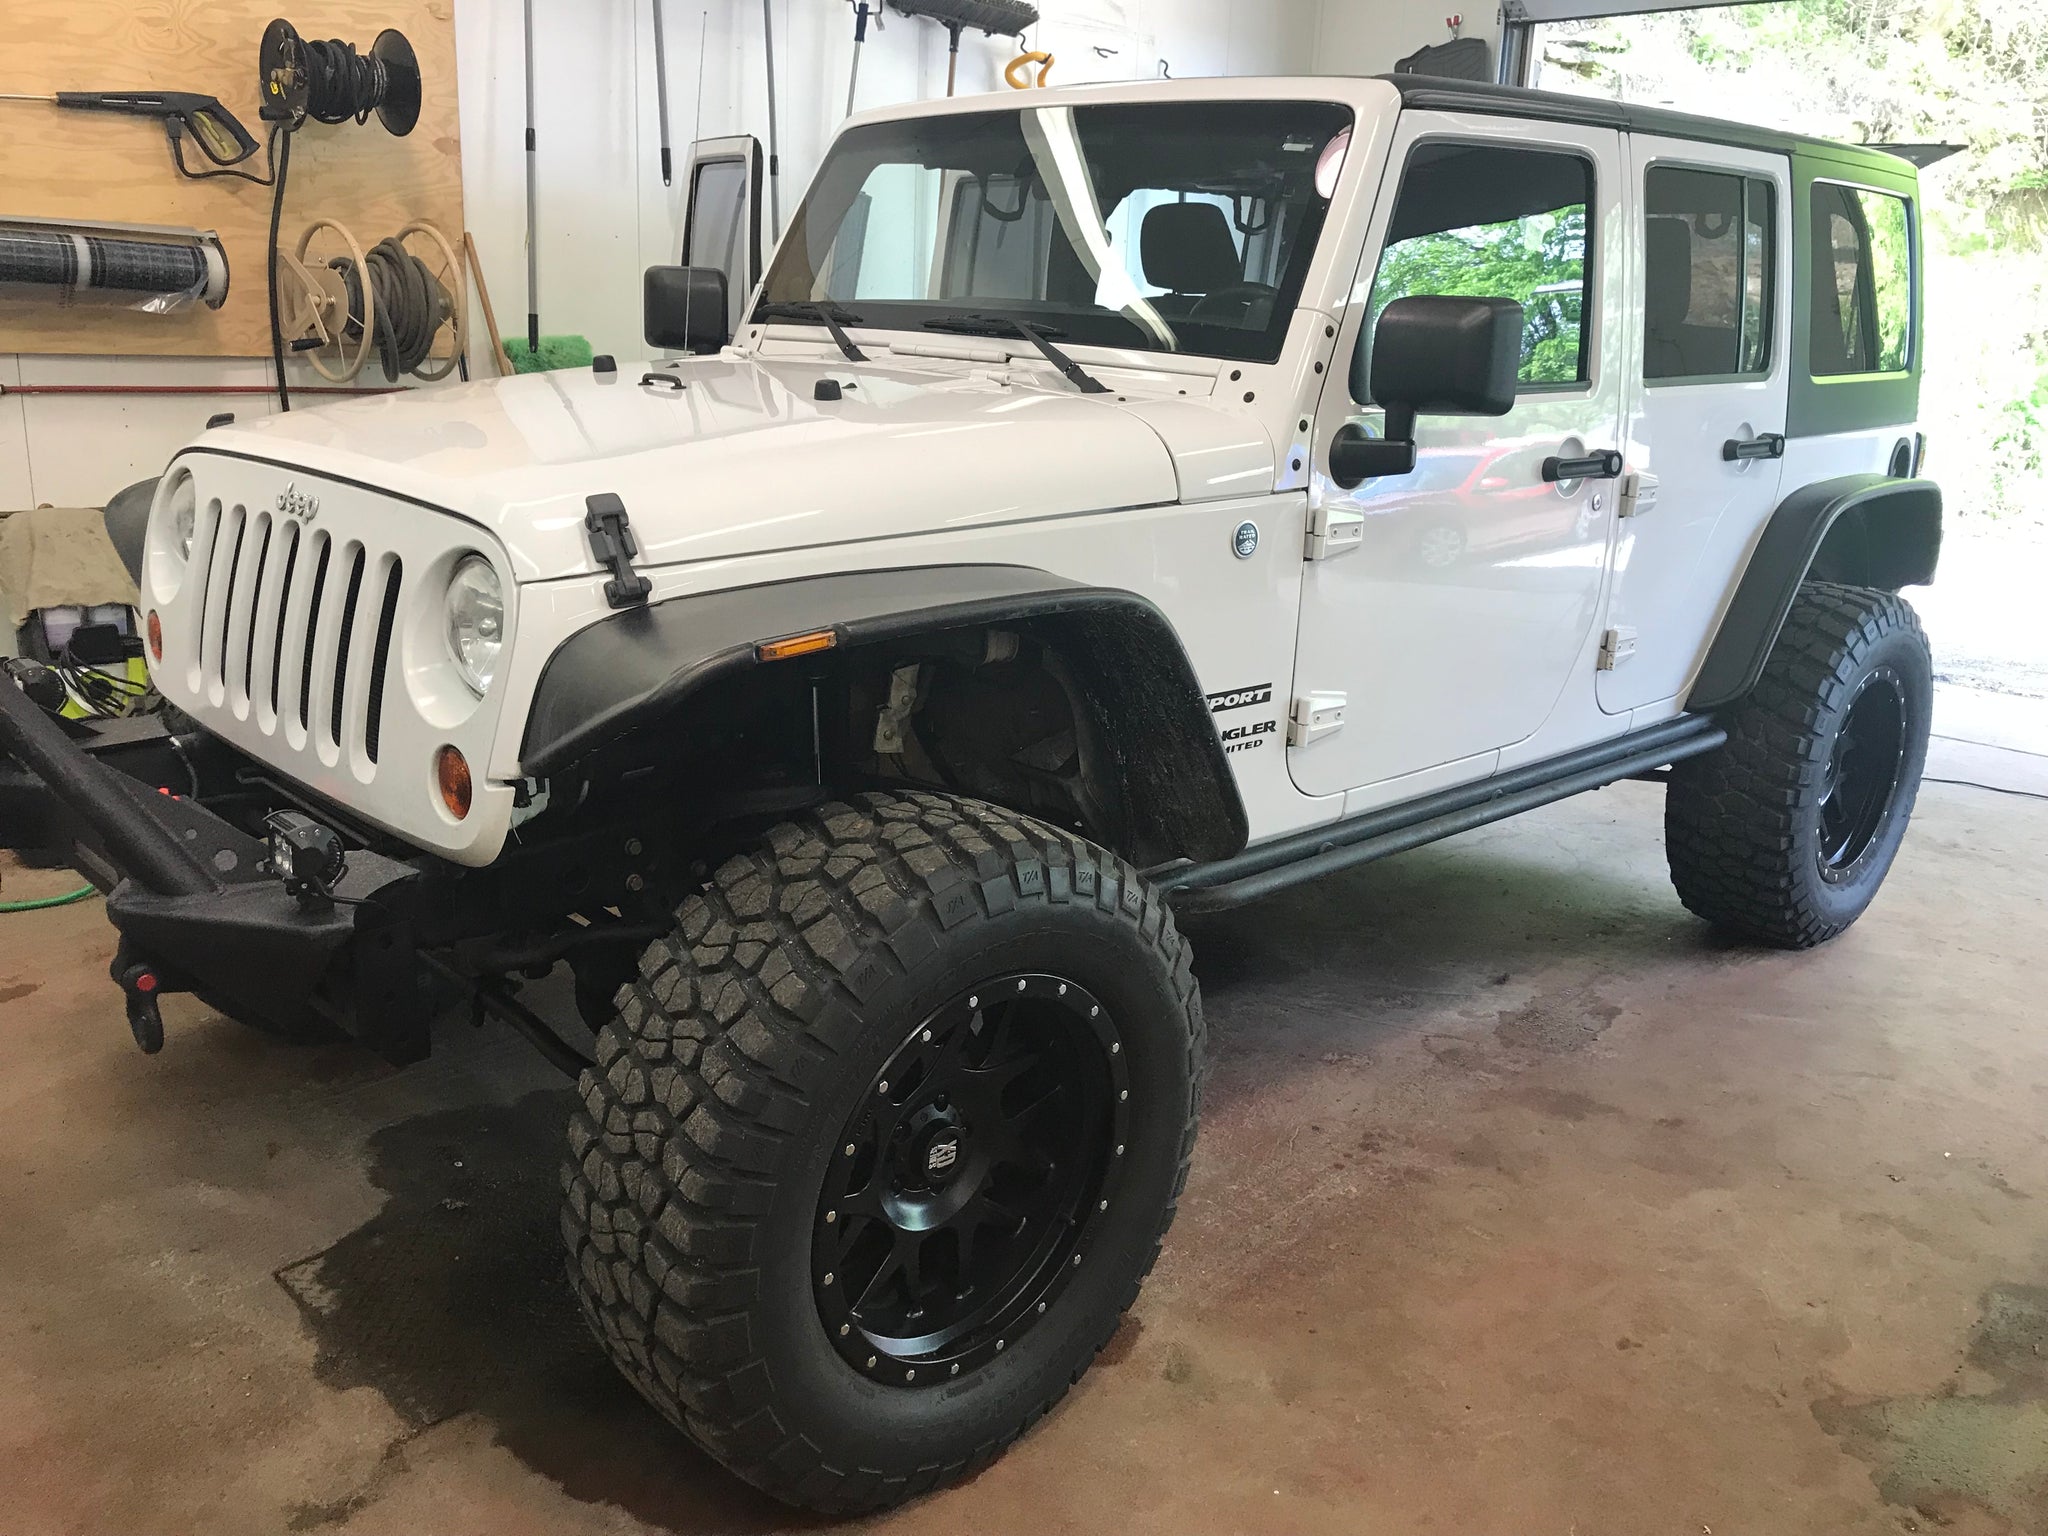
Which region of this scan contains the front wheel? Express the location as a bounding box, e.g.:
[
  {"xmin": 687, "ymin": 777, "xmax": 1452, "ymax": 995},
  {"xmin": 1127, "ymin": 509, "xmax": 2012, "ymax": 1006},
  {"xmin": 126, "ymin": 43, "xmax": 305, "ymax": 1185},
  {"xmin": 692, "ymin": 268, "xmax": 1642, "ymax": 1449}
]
[
  {"xmin": 560, "ymin": 792, "xmax": 1202, "ymax": 1513},
  {"xmin": 1666, "ymin": 581, "xmax": 1932, "ymax": 947}
]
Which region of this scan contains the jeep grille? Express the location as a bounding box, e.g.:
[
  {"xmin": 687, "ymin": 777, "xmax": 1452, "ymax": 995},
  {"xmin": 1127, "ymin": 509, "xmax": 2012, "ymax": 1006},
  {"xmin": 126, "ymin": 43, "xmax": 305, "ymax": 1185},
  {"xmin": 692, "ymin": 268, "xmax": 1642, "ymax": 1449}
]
[{"xmin": 192, "ymin": 501, "xmax": 403, "ymax": 774}]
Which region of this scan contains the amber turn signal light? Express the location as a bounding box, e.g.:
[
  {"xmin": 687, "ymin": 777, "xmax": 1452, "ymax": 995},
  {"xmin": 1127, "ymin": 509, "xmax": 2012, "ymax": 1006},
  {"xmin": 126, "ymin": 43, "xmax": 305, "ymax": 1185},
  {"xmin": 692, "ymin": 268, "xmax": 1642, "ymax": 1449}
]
[
  {"xmin": 146, "ymin": 611, "xmax": 163, "ymax": 661},
  {"xmin": 435, "ymin": 745, "xmax": 472, "ymax": 821},
  {"xmin": 756, "ymin": 628, "xmax": 837, "ymax": 663}
]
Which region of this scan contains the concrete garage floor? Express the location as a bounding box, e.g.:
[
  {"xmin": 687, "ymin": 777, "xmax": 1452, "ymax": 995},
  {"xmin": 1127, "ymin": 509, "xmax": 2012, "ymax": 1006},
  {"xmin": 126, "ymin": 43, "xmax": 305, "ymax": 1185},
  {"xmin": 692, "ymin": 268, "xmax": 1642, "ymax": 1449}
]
[{"xmin": 3, "ymin": 778, "xmax": 2046, "ymax": 1536}]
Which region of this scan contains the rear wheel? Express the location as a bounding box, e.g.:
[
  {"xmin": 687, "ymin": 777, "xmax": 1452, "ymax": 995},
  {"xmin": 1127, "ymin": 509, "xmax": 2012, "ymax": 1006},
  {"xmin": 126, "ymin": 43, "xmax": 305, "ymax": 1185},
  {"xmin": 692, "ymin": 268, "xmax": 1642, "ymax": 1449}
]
[
  {"xmin": 1666, "ymin": 581, "xmax": 1931, "ymax": 947},
  {"xmin": 559, "ymin": 791, "xmax": 1202, "ymax": 1513}
]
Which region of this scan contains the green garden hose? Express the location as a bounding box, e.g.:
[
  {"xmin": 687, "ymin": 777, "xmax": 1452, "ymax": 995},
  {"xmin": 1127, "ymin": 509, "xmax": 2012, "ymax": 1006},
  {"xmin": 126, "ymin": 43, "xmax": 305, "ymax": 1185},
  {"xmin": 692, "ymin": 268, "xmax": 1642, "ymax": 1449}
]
[{"xmin": 0, "ymin": 884, "xmax": 97, "ymax": 913}]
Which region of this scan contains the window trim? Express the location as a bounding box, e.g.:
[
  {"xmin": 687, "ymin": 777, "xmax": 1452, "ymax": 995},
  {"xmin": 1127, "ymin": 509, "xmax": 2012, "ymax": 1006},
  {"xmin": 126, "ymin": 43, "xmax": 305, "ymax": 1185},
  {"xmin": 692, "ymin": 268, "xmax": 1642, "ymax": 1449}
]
[
  {"xmin": 1807, "ymin": 175, "xmax": 1917, "ymax": 382},
  {"xmin": 1352, "ymin": 135, "xmax": 1602, "ymax": 405},
  {"xmin": 1639, "ymin": 157, "xmax": 1780, "ymax": 390}
]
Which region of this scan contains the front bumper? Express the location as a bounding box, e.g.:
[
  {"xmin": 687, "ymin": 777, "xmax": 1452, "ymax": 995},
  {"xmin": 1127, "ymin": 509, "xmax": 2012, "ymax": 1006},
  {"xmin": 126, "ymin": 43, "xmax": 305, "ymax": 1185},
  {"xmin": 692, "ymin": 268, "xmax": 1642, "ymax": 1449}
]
[{"xmin": 0, "ymin": 675, "xmax": 428, "ymax": 1059}]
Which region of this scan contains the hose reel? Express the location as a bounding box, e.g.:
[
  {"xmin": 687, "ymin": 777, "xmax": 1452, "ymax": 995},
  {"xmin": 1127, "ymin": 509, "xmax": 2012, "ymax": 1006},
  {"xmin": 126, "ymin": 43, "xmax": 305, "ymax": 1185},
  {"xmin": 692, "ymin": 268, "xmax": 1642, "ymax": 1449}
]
[
  {"xmin": 275, "ymin": 217, "xmax": 465, "ymax": 383},
  {"xmin": 258, "ymin": 18, "xmax": 423, "ymax": 135}
]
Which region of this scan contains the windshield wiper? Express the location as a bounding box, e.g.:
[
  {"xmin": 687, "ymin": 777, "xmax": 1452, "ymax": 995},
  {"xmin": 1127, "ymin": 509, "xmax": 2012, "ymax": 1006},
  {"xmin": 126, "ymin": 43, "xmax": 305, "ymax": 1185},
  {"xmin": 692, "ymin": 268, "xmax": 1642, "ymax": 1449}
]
[
  {"xmin": 755, "ymin": 301, "xmax": 868, "ymax": 363},
  {"xmin": 920, "ymin": 314, "xmax": 1110, "ymax": 395}
]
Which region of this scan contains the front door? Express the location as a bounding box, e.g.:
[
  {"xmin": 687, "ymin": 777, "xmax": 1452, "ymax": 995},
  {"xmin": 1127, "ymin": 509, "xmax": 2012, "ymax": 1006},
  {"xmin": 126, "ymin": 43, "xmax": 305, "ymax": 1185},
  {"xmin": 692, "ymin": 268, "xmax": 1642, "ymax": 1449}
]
[
  {"xmin": 1294, "ymin": 113, "xmax": 1628, "ymax": 802},
  {"xmin": 1598, "ymin": 134, "xmax": 1791, "ymax": 714}
]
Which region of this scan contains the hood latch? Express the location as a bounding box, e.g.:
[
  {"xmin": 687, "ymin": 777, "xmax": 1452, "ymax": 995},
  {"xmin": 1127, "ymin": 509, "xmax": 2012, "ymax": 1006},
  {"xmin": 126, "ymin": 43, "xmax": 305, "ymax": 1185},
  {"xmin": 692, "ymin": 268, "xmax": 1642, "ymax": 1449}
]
[{"xmin": 585, "ymin": 492, "xmax": 652, "ymax": 609}]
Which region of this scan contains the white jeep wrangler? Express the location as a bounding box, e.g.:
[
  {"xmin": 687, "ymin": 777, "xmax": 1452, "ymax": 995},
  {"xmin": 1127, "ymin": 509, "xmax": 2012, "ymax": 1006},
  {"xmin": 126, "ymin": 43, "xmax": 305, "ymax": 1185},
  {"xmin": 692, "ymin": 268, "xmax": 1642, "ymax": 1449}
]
[{"xmin": 1, "ymin": 73, "xmax": 1941, "ymax": 1512}]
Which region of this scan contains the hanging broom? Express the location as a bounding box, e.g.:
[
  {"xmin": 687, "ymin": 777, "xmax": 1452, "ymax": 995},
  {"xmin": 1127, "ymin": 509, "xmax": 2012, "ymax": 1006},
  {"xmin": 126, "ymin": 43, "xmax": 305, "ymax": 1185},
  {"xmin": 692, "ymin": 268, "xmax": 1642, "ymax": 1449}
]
[{"xmin": 888, "ymin": 0, "xmax": 1040, "ymax": 96}]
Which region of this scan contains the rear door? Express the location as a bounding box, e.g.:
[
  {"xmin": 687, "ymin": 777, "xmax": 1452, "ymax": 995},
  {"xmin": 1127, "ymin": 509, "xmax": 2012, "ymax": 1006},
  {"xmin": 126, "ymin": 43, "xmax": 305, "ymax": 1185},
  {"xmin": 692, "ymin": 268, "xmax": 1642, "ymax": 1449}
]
[
  {"xmin": 1294, "ymin": 113, "xmax": 1629, "ymax": 803},
  {"xmin": 1599, "ymin": 136, "xmax": 1791, "ymax": 714}
]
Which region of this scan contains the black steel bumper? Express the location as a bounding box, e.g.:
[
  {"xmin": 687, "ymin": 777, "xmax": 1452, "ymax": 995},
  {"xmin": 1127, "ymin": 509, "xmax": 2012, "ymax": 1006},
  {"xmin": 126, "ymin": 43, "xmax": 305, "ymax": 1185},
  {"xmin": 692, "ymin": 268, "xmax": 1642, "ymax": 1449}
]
[{"xmin": 0, "ymin": 677, "xmax": 426, "ymax": 1057}]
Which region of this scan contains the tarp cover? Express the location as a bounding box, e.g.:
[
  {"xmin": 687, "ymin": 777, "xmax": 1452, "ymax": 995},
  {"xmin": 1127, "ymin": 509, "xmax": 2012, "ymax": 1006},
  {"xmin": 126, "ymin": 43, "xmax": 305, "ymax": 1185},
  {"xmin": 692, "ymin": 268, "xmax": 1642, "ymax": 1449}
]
[{"xmin": 0, "ymin": 505, "xmax": 137, "ymax": 632}]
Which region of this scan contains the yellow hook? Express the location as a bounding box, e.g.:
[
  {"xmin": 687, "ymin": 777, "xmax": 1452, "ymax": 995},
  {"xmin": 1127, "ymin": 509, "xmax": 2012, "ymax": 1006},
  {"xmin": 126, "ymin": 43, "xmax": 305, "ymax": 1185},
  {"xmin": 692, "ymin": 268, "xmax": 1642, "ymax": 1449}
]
[{"xmin": 1004, "ymin": 50, "xmax": 1055, "ymax": 89}]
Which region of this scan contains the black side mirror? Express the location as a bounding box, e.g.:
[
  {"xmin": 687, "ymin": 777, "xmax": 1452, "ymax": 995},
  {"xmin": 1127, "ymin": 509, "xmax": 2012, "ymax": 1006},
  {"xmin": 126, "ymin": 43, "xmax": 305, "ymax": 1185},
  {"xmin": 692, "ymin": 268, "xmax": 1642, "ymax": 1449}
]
[
  {"xmin": 644, "ymin": 265, "xmax": 730, "ymax": 353},
  {"xmin": 1330, "ymin": 295, "xmax": 1524, "ymax": 490}
]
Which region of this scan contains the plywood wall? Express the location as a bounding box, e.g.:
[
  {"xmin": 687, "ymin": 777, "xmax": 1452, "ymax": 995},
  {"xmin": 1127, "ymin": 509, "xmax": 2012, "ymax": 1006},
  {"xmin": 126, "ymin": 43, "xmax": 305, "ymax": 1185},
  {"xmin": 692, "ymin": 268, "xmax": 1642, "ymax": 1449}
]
[{"xmin": 0, "ymin": 0, "xmax": 462, "ymax": 358}]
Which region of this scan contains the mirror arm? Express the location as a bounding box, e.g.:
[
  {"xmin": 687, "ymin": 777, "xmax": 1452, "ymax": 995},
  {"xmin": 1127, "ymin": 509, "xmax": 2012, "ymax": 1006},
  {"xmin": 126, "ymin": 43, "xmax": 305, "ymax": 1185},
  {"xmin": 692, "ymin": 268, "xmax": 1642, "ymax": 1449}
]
[{"xmin": 1328, "ymin": 421, "xmax": 1417, "ymax": 491}]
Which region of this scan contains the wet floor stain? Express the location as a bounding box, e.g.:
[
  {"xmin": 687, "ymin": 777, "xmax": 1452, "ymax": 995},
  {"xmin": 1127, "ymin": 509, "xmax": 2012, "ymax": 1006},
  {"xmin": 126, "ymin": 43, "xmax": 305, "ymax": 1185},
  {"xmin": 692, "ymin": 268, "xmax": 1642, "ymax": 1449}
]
[
  {"xmin": 1513, "ymin": 1085, "xmax": 1626, "ymax": 1122},
  {"xmin": 1816, "ymin": 1283, "xmax": 2048, "ymax": 1532},
  {"xmin": 1493, "ymin": 987, "xmax": 1622, "ymax": 1053},
  {"xmin": 0, "ymin": 981, "xmax": 39, "ymax": 1005},
  {"xmin": 274, "ymin": 1089, "xmax": 812, "ymax": 1533}
]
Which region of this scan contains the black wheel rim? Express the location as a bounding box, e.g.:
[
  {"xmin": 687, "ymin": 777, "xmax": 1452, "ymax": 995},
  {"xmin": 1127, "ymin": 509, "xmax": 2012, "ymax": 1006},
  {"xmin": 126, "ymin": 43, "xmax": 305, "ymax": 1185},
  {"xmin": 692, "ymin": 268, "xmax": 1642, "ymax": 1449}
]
[
  {"xmin": 814, "ymin": 973, "xmax": 1127, "ymax": 1386},
  {"xmin": 1817, "ymin": 666, "xmax": 1909, "ymax": 881}
]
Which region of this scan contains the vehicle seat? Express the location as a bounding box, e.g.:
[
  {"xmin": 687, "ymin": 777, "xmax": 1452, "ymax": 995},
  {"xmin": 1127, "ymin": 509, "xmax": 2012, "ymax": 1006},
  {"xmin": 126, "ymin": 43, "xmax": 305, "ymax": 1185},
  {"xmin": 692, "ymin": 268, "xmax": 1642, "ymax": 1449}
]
[
  {"xmin": 1141, "ymin": 202, "xmax": 1244, "ymax": 317},
  {"xmin": 1645, "ymin": 215, "xmax": 1738, "ymax": 378}
]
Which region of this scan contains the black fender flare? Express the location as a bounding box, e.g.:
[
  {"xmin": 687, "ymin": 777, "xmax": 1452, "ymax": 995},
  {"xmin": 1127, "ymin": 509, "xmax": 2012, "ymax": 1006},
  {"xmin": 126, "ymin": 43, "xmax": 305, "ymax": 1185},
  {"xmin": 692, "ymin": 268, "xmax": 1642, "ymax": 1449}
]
[
  {"xmin": 102, "ymin": 475, "xmax": 160, "ymax": 585},
  {"xmin": 1689, "ymin": 474, "xmax": 1941, "ymax": 711},
  {"xmin": 518, "ymin": 563, "xmax": 1250, "ymax": 866}
]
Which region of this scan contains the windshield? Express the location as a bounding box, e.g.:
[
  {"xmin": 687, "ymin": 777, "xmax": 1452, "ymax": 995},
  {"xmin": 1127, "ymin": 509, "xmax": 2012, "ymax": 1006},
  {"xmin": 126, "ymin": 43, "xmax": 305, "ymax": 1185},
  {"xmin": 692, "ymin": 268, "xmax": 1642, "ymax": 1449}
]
[{"xmin": 757, "ymin": 100, "xmax": 1354, "ymax": 364}]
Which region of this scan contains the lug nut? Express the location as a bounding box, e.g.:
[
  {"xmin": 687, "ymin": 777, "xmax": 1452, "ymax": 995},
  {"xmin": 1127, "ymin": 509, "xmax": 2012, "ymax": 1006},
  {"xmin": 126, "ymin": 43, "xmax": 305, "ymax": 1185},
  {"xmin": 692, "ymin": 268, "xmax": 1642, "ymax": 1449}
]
[
  {"xmin": 840, "ymin": 1324, "xmax": 850, "ymax": 1336},
  {"xmin": 867, "ymin": 1355, "xmax": 877, "ymax": 1368},
  {"xmin": 1017, "ymin": 979, "xmax": 1026, "ymax": 992},
  {"xmin": 921, "ymin": 1029, "xmax": 931, "ymax": 1042},
  {"xmin": 826, "ymin": 1210, "xmax": 837, "ymax": 1223},
  {"xmin": 906, "ymin": 1369, "xmax": 916, "ymax": 1382},
  {"xmin": 969, "ymin": 995, "xmax": 978, "ymax": 1008},
  {"xmin": 878, "ymin": 1080, "xmax": 888, "ymax": 1094},
  {"xmin": 845, "ymin": 1144, "xmax": 856, "ymax": 1156},
  {"xmin": 996, "ymin": 1339, "xmax": 1005, "ymax": 1352},
  {"xmin": 951, "ymin": 1363, "xmax": 960, "ymax": 1376},
  {"xmin": 1110, "ymin": 1042, "xmax": 1120, "ymax": 1054},
  {"xmin": 1119, "ymin": 1090, "xmax": 1128, "ymax": 1101},
  {"xmin": 823, "ymin": 1272, "xmax": 834, "ymax": 1286}
]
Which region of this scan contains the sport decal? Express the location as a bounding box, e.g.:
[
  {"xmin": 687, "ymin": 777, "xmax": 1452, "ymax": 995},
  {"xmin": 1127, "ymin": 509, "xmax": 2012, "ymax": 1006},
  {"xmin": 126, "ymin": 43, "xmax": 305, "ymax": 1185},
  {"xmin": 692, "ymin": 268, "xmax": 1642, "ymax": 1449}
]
[{"xmin": 1206, "ymin": 683, "xmax": 1273, "ymax": 714}]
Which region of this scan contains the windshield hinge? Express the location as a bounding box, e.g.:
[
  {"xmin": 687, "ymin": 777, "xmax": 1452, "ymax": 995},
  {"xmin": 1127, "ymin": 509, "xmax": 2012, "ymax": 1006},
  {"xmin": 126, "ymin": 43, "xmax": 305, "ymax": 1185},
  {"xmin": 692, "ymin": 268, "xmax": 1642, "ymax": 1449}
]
[{"xmin": 585, "ymin": 493, "xmax": 652, "ymax": 609}]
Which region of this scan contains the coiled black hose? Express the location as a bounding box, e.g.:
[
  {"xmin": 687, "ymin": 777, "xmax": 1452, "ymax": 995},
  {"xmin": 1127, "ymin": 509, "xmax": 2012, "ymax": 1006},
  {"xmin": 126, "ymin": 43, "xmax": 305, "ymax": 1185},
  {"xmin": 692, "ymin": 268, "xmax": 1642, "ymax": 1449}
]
[
  {"xmin": 301, "ymin": 36, "xmax": 391, "ymax": 126},
  {"xmin": 334, "ymin": 237, "xmax": 450, "ymax": 379}
]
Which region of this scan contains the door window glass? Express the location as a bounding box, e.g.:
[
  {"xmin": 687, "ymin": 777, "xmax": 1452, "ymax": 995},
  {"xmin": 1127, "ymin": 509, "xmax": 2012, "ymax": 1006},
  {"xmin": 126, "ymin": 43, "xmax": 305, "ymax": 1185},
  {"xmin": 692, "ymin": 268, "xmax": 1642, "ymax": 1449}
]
[
  {"xmin": 1810, "ymin": 182, "xmax": 1913, "ymax": 376},
  {"xmin": 1643, "ymin": 166, "xmax": 1775, "ymax": 380},
  {"xmin": 1362, "ymin": 142, "xmax": 1594, "ymax": 396},
  {"xmin": 686, "ymin": 158, "xmax": 749, "ymax": 279}
]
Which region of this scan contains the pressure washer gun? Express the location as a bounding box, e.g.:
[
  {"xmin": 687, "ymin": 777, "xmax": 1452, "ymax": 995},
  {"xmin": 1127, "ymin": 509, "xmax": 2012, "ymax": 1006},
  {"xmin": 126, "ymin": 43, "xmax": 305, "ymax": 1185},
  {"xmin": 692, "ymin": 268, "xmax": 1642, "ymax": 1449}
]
[{"xmin": 0, "ymin": 89, "xmax": 262, "ymax": 174}]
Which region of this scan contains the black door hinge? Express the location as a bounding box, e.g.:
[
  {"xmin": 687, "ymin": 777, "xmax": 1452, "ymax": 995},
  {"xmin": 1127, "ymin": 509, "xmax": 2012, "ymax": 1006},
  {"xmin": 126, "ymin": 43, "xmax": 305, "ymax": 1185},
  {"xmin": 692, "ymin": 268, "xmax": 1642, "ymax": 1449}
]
[{"xmin": 585, "ymin": 492, "xmax": 652, "ymax": 609}]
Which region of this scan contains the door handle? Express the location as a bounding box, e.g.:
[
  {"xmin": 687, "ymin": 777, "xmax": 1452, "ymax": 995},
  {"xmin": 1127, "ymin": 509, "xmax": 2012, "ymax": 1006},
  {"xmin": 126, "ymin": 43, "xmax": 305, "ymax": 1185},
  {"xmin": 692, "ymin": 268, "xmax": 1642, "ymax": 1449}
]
[
  {"xmin": 1721, "ymin": 432, "xmax": 1785, "ymax": 462},
  {"xmin": 1541, "ymin": 449, "xmax": 1624, "ymax": 482}
]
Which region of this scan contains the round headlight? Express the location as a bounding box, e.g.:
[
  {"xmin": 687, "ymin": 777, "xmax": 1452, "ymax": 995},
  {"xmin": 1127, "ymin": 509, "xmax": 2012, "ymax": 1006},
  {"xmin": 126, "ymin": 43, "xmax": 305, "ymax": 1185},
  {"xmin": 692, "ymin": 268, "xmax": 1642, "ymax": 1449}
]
[
  {"xmin": 166, "ymin": 474, "xmax": 197, "ymax": 562},
  {"xmin": 444, "ymin": 555, "xmax": 503, "ymax": 695}
]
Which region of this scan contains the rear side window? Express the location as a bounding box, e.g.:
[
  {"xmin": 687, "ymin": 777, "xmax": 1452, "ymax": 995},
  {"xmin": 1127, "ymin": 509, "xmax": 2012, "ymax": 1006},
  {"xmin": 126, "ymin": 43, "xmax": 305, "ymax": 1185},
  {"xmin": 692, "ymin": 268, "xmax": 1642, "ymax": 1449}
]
[
  {"xmin": 1810, "ymin": 182, "xmax": 1913, "ymax": 376},
  {"xmin": 1363, "ymin": 142, "xmax": 1594, "ymax": 394},
  {"xmin": 1643, "ymin": 166, "xmax": 1775, "ymax": 381}
]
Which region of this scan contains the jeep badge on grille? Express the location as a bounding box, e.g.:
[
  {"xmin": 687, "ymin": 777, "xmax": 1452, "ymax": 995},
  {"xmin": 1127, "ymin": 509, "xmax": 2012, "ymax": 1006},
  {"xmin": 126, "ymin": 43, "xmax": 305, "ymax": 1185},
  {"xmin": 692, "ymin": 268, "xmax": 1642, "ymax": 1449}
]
[{"xmin": 276, "ymin": 482, "xmax": 319, "ymax": 521}]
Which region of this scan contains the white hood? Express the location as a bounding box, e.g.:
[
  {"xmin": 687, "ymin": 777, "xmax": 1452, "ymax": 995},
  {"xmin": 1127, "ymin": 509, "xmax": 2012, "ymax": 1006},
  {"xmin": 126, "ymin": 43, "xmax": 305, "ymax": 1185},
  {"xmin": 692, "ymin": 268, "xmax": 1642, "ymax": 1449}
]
[{"xmin": 197, "ymin": 353, "xmax": 1276, "ymax": 583}]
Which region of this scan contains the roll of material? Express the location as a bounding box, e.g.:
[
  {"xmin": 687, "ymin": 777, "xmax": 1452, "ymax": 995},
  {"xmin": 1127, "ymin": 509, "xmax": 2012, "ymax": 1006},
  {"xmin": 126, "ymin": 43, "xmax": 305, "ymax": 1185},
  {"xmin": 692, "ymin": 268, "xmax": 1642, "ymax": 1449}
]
[{"xmin": 0, "ymin": 218, "xmax": 229, "ymax": 312}]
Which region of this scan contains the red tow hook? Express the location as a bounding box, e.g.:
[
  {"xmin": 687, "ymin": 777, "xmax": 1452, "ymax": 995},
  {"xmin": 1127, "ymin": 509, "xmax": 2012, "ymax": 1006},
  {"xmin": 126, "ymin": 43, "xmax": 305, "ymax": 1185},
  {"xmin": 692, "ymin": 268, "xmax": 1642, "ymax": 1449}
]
[{"xmin": 111, "ymin": 951, "xmax": 166, "ymax": 1054}]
